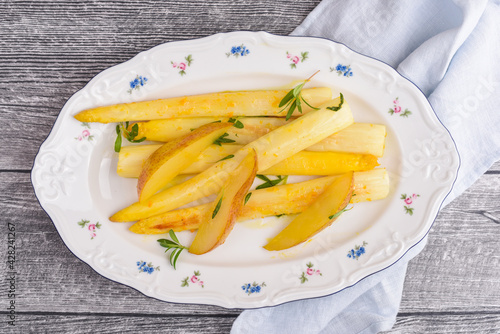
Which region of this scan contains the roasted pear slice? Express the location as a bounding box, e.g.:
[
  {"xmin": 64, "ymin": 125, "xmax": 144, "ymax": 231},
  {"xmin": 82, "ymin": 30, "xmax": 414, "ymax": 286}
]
[
  {"xmin": 264, "ymin": 171, "xmax": 354, "ymax": 251},
  {"xmin": 189, "ymin": 149, "xmax": 257, "ymax": 255},
  {"xmin": 137, "ymin": 122, "xmax": 232, "ymax": 202}
]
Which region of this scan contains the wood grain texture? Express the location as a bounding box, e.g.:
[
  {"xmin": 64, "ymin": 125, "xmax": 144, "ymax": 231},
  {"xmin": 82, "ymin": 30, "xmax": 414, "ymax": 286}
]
[
  {"xmin": 1, "ymin": 172, "xmax": 500, "ymax": 327},
  {"xmin": 383, "ymin": 313, "xmax": 500, "ymax": 334},
  {"xmin": 2, "ymin": 314, "xmax": 236, "ymax": 334},
  {"xmin": 0, "ymin": 0, "xmax": 321, "ymax": 170},
  {"xmin": 1, "ymin": 1, "xmax": 500, "ymax": 333}
]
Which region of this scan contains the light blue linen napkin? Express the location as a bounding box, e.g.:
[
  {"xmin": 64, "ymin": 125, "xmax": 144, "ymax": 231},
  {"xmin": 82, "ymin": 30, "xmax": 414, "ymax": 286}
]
[{"xmin": 232, "ymin": 1, "xmax": 500, "ymax": 333}]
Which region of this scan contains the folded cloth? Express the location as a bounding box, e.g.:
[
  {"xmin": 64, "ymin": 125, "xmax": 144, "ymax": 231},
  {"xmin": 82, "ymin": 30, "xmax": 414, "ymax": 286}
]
[{"xmin": 232, "ymin": 1, "xmax": 500, "ymax": 333}]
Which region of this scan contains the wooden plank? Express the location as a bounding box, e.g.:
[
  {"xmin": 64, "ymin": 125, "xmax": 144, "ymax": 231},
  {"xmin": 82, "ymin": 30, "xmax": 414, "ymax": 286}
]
[
  {"xmin": 2, "ymin": 171, "xmax": 500, "ymax": 315},
  {"xmin": 384, "ymin": 313, "xmax": 500, "ymax": 334},
  {"xmin": 4, "ymin": 312, "xmax": 500, "ymax": 334},
  {"xmin": 0, "ymin": 0, "xmax": 322, "ymax": 170},
  {"xmin": 3, "ymin": 314, "xmax": 236, "ymax": 334},
  {"xmin": 488, "ymin": 159, "xmax": 500, "ymax": 172},
  {"xmin": 2, "ymin": 0, "xmax": 500, "ymax": 332}
]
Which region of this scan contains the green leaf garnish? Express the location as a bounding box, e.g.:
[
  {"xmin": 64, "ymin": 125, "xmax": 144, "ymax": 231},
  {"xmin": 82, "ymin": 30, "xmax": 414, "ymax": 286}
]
[
  {"xmin": 255, "ymin": 175, "xmax": 288, "ymax": 190},
  {"xmin": 212, "ymin": 195, "xmax": 223, "ymax": 219},
  {"xmin": 217, "ymin": 154, "xmax": 234, "ymax": 162},
  {"xmin": 213, "ymin": 133, "xmax": 236, "ymax": 146},
  {"xmin": 279, "ymin": 70, "xmax": 321, "ymax": 121},
  {"xmin": 228, "ymin": 117, "xmax": 244, "ymax": 129},
  {"xmin": 244, "ymin": 192, "xmax": 252, "ymax": 205},
  {"xmin": 328, "ymin": 206, "xmax": 352, "ymax": 220},
  {"xmin": 157, "ymin": 229, "xmax": 188, "ymax": 270},
  {"xmin": 114, "ymin": 122, "xmax": 147, "ymax": 152},
  {"xmin": 326, "ymin": 93, "xmax": 344, "ymax": 112}
]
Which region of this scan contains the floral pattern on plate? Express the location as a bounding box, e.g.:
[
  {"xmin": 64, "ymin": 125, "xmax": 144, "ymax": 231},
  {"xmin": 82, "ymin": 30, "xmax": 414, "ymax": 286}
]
[
  {"xmin": 331, "ymin": 64, "xmax": 353, "ymax": 77},
  {"xmin": 401, "ymin": 193, "xmax": 420, "ymax": 215},
  {"xmin": 77, "ymin": 219, "xmax": 101, "ymax": 239},
  {"xmin": 286, "ymin": 51, "xmax": 308, "ymax": 69},
  {"xmin": 242, "ymin": 282, "xmax": 266, "ymax": 295},
  {"xmin": 127, "ymin": 75, "xmax": 148, "ymax": 94},
  {"xmin": 181, "ymin": 270, "xmax": 204, "ymax": 288},
  {"xmin": 347, "ymin": 241, "xmax": 368, "ymax": 260},
  {"xmin": 388, "ymin": 97, "xmax": 412, "ymax": 117},
  {"xmin": 226, "ymin": 44, "xmax": 250, "ymax": 58},
  {"xmin": 137, "ymin": 260, "xmax": 160, "ymax": 274},
  {"xmin": 75, "ymin": 122, "xmax": 94, "ymax": 141},
  {"xmin": 299, "ymin": 262, "xmax": 322, "ymax": 284},
  {"xmin": 172, "ymin": 55, "xmax": 193, "ymax": 76}
]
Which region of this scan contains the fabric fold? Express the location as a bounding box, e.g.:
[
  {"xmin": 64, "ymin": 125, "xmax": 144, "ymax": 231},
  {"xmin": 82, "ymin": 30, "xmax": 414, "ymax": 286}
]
[{"xmin": 232, "ymin": 1, "xmax": 500, "ymax": 333}]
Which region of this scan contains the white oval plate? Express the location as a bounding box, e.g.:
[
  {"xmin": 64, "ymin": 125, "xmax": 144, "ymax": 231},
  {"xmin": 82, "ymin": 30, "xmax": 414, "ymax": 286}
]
[{"xmin": 32, "ymin": 31, "xmax": 459, "ymax": 309}]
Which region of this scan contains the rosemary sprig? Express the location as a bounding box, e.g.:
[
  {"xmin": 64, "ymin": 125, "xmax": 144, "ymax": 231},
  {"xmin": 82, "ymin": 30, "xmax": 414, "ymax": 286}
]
[
  {"xmin": 212, "ymin": 195, "xmax": 224, "ymax": 219},
  {"xmin": 279, "ymin": 70, "xmax": 321, "ymax": 121},
  {"xmin": 228, "ymin": 117, "xmax": 244, "ymax": 129},
  {"xmin": 213, "ymin": 133, "xmax": 236, "ymax": 146},
  {"xmin": 326, "ymin": 93, "xmax": 345, "ymax": 112},
  {"xmin": 216, "ymin": 154, "xmax": 234, "ymax": 162},
  {"xmin": 114, "ymin": 122, "xmax": 146, "ymax": 152},
  {"xmin": 157, "ymin": 229, "xmax": 188, "ymax": 270},
  {"xmin": 255, "ymin": 175, "xmax": 288, "ymax": 190},
  {"xmin": 244, "ymin": 192, "xmax": 252, "ymax": 205},
  {"xmin": 328, "ymin": 206, "xmax": 352, "ymax": 220}
]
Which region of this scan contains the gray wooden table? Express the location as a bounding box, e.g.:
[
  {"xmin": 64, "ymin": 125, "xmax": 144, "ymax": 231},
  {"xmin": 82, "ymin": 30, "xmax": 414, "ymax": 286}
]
[{"xmin": 1, "ymin": 1, "xmax": 499, "ymax": 333}]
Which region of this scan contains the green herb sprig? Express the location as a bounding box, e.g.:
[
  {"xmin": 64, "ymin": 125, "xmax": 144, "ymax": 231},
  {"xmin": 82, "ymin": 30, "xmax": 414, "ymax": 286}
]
[
  {"xmin": 228, "ymin": 117, "xmax": 244, "ymax": 129},
  {"xmin": 255, "ymin": 175, "xmax": 288, "ymax": 190},
  {"xmin": 328, "ymin": 206, "xmax": 352, "ymax": 220},
  {"xmin": 115, "ymin": 122, "xmax": 146, "ymax": 152},
  {"xmin": 244, "ymin": 192, "xmax": 252, "ymax": 205},
  {"xmin": 213, "ymin": 133, "xmax": 236, "ymax": 146},
  {"xmin": 326, "ymin": 93, "xmax": 345, "ymax": 112},
  {"xmin": 279, "ymin": 70, "xmax": 321, "ymax": 121},
  {"xmin": 157, "ymin": 230, "xmax": 188, "ymax": 270},
  {"xmin": 212, "ymin": 195, "xmax": 224, "ymax": 219},
  {"xmin": 217, "ymin": 154, "xmax": 235, "ymax": 162}
]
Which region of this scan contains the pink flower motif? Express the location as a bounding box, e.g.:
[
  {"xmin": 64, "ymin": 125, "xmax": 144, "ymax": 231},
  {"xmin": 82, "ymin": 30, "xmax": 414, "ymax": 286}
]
[
  {"xmin": 90, "ymin": 232, "xmax": 97, "ymax": 239},
  {"xmin": 315, "ymin": 270, "xmax": 321, "ymax": 275},
  {"xmin": 292, "ymin": 56, "xmax": 300, "ymax": 64},
  {"xmin": 88, "ymin": 224, "xmax": 96, "ymax": 231},
  {"xmin": 77, "ymin": 136, "xmax": 82, "ymax": 141},
  {"xmin": 179, "ymin": 62, "xmax": 187, "ymax": 70},
  {"xmin": 172, "ymin": 62, "xmax": 177, "ymax": 68},
  {"xmin": 394, "ymin": 106, "xmax": 402, "ymax": 113},
  {"xmin": 412, "ymin": 194, "xmax": 417, "ymax": 198},
  {"xmin": 393, "ymin": 99, "xmax": 399, "ymax": 105},
  {"xmin": 198, "ymin": 280, "xmax": 204, "ymax": 286},
  {"xmin": 82, "ymin": 129, "xmax": 90, "ymax": 137},
  {"xmin": 191, "ymin": 275, "xmax": 199, "ymax": 283},
  {"xmin": 306, "ymin": 268, "xmax": 314, "ymax": 276},
  {"xmin": 404, "ymin": 197, "xmax": 413, "ymax": 205},
  {"xmin": 287, "ymin": 53, "xmax": 291, "ymax": 58}
]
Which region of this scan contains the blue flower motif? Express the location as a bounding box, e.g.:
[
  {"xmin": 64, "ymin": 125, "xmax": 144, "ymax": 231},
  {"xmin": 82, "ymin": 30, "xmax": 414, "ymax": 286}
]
[
  {"xmin": 128, "ymin": 75, "xmax": 148, "ymax": 93},
  {"xmin": 137, "ymin": 260, "xmax": 159, "ymax": 274},
  {"xmin": 227, "ymin": 44, "xmax": 250, "ymax": 58},
  {"xmin": 242, "ymin": 282, "xmax": 266, "ymax": 295},
  {"xmin": 347, "ymin": 242, "xmax": 368, "ymax": 260},
  {"xmin": 331, "ymin": 64, "xmax": 354, "ymax": 78}
]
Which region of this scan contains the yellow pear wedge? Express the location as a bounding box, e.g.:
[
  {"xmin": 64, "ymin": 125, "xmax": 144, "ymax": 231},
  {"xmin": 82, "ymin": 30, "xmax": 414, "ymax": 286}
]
[
  {"xmin": 189, "ymin": 149, "xmax": 257, "ymax": 255},
  {"xmin": 137, "ymin": 122, "xmax": 232, "ymax": 202},
  {"xmin": 264, "ymin": 171, "xmax": 354, "ymax": 251}
]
